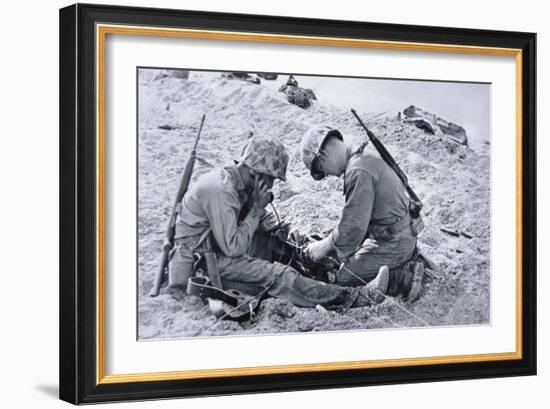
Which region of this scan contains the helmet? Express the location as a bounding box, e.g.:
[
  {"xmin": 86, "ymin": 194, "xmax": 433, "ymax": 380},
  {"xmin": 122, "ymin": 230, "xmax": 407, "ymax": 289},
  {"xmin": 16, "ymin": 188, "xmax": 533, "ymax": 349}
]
[
  {"xmin": 300, "ymin": 125, "xmax": 343, "ymax": 179},
  {"xmin": 239, "ymin": 136, "xmax": 289, "ymax": 181}
]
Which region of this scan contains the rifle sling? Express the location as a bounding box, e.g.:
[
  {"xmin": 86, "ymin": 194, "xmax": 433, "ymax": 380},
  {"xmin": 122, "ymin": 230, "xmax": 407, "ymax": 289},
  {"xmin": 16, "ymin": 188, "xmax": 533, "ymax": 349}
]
[
  {"xmin": 352, "ymin": 109, "xmax": 422, "ymax": 212},
  {"xmin": 370, "ymin": 140, "xmax": 423, "ymax": 211},
  {"xmin": 187, "ymin": 276, "xmax": 267, "ymax": 322}
]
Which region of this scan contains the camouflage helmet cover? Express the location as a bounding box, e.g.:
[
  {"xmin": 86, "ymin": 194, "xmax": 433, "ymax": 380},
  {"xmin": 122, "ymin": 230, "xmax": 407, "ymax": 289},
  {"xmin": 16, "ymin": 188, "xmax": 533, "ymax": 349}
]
[
  {"xmin": 240, "ymin": 136, "xmax": 289, "ymax": 181},
  {"xmin": 300, "ymin": 125, "xmax": 343, "ymax": 172}
]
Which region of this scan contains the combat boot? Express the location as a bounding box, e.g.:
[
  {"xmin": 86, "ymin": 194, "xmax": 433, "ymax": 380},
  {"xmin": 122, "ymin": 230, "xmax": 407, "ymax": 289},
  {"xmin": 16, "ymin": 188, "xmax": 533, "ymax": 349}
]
[
  {"xmin": 352, "ymin": 265, "xmax": 389, "ymax": 307},
  {"xmin": 388, "ymin": 261, "xmax": 424, "ymax": 303},
  {"xmin": 404, "ymin": 261, "xmax": 424, "ymax": 303},
  {"xmin": 388, "ymin": 261, "xmax": 425, "ymax": 302},
  {"xmin": 388, "ymin": 266, "xmax": 406, "ymax": 297}
]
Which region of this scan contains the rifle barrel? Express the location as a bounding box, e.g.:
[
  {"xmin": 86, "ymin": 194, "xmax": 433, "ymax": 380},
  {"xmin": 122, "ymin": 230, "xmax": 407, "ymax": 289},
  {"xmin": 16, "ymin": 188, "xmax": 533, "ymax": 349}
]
[
  {"xmin": 149, "ymin": 115, "xmax": 206, "ymax": 297},
  {"xmin": 192, "ymin": 115, "xmax": 206, "ymax": 151}
]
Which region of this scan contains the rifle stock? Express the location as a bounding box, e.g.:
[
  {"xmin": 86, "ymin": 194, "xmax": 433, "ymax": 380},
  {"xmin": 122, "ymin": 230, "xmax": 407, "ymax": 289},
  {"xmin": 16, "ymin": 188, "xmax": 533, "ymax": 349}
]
[{"xmin": 149, "ymin": 115, "xmax": 205, "ymax": 297}]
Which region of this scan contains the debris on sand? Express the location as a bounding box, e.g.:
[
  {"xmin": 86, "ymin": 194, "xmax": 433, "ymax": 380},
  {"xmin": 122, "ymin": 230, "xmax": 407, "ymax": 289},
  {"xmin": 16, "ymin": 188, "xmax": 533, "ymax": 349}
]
[
  {"xmin": 221, "ymin": 72, "xmax": 261, "ymax": 84},
  {"xmin": 257, "ymin": 73, "xmax": 279, "ymax": 80},
  {"xmin": 153, "ymin": 69, "xmax": 190, "ymax": 81},
  {"xmin": 402, "ymin": 105, "xmax": 468, "ymax": 145},
  {"xmin": 440, "ymin": 227, "xmax": 460, "ymax": 237}
]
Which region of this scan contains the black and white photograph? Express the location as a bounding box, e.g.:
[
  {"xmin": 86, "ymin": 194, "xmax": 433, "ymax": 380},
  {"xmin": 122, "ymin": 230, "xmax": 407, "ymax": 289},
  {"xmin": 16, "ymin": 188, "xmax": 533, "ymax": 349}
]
[{"xmin": 138, "ymin": 68, "xmax": 491, "ymax": 340}]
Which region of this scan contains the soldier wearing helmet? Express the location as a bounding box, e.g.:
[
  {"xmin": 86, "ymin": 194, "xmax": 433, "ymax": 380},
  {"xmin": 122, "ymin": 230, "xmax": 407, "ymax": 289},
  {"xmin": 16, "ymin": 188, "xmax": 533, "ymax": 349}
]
[
  {"xmin": 300, "ymin": 125, "xmax": 425, "ymax": 302},
  {"xmin": 169, "ymin": 136, "xmax": 389, "ymax": 309}
]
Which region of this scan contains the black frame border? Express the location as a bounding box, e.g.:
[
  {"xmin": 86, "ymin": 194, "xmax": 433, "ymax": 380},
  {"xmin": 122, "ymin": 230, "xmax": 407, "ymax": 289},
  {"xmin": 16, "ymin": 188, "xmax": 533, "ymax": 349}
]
[{"xmin": 59, "ymin": 3, "xmax": 536, "ymax": 404}]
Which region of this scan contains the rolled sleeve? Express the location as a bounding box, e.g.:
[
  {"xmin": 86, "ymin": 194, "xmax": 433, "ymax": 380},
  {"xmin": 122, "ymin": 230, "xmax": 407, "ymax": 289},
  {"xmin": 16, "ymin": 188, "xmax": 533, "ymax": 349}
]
[
  {"xmin": 204, "ymin": 191, "xmax": 261, "ymax": 257},
  {"xmin": 331, "ymin": 169, "xmax": 376, "ymax": 260}
]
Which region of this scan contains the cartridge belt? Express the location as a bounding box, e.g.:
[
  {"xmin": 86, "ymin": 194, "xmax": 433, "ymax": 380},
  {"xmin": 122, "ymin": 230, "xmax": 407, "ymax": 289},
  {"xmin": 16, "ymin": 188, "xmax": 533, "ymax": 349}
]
[{"xmin": 368, "ymin": 212, "xmax": 412, "ymax": 241}]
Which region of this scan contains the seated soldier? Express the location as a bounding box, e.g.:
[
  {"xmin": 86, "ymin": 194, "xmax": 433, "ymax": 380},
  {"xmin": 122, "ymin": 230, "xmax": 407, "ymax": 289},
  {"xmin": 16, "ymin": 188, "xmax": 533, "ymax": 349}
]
[{"xmin": 168, "ymin": 136, "xmax": 390, "ymax": 308}]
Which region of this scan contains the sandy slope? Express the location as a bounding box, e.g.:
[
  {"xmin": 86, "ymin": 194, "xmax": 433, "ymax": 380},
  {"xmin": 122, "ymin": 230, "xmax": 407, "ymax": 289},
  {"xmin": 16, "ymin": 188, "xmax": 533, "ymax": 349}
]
[{"xmin": 137, "ymin": 70, "xmax": 490, "ymax": 339}]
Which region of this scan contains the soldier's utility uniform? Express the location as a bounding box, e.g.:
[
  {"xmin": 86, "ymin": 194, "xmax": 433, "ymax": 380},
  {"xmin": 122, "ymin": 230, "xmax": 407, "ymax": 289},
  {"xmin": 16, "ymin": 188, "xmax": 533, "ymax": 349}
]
[
  {"xmin": 168, "ymin": 136, "xmax": 384, "ymax": 309},
  {"xmin": 301, "ymin": 126, "xmax": 423, "ymax": 294}
]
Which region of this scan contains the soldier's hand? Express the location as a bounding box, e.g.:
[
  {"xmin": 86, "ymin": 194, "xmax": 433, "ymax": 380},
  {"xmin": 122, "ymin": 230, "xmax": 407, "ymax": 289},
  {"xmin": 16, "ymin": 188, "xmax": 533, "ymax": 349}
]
[
  {"xmin": 304, "ymin": 237, "xmax": 332, "ymax": 262},
  {"xmin": 288, "ymin": 228, "xmax": 308, "ymax": 246},
  {"xmin": 251, "ymin": 175, "xmax": 273, "ymax": 214}
]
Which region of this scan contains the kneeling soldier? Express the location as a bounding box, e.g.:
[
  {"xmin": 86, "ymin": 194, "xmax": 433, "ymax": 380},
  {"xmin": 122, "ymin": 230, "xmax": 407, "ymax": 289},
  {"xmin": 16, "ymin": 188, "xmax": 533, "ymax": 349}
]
[{"xmin": 300, "ymin": 125, "xmax": 425, "ymax": 302}]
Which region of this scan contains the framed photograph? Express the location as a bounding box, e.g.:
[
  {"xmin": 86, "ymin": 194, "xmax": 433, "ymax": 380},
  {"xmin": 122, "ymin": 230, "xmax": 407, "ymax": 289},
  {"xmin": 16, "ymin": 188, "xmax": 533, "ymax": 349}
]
[{"xmin": 59, "ymin": 3, "xmax": 536, "ymax": 404}]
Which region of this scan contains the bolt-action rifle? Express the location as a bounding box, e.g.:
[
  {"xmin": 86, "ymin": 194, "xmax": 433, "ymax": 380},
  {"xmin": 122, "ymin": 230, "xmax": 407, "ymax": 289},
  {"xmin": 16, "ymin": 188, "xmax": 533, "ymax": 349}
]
[
  {"xmin": 351, "ymin": 109, "xmax": 423, "ymax": 218},
  {"xmin": 149, "ymin": 115, "xmax": 205, "ymax": 297}
]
